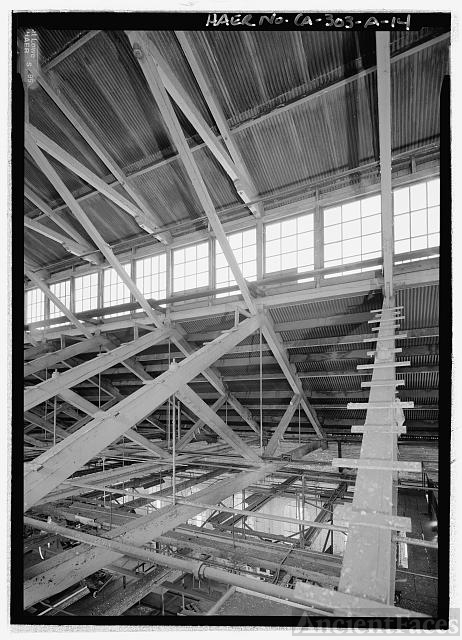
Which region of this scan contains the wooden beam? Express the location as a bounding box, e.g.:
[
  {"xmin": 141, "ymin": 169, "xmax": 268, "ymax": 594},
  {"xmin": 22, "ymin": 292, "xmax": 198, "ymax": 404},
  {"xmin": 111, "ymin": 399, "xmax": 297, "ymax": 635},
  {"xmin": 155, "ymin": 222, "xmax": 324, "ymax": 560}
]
[
  {"xmin": 23, "ymin": 315, "xmax": 260, "ymax": 510},
  {"xmin": 23, "ymin": 274, "xmax": 438, "ymax": 343},
  {"xmin": 40, "ymin": 31, "xmax": 101, "ymax": 74},
  {"xmin": 176, "ymin": 395, "xmax": 227, "ymax": 450},
  {"xmin": 170, "ymin": 333, "xmax": 260, "ymax": 435},
  {"xmin": 27, "ymin": 124, "xmax": 163, "ymax": 236},
  {"xmin": 72, "ymin": 329, "xmax": 438, "ymax": 359},
  {"xmin": 24, "ymin": 435, "xmax": 47, "ymax": 449},
  {"xmin": 24, "ymin": 515, "xmax": 424, "ymax": 616},
  {"xmin": 25, "ymin": 269, "xmax": 94, "ymax": 339},
  {"xmin": 105, "ymin": 364, "xmax": 437, "ymax": 382},
  {"xmin": 337, "ymin": 301, "xmax": 401, "ymax": 605},
  {"xmin": 24, "ymin": 216, "xmax": 99, "ymax": 264},
  {"xmin": 124, "ymin": 428, "xmax": 171, "ymax": 459},
  {"xmin": 24, "ymin": 335, "xmax": 108, "ymax": 378},
  {"xmin": 36, "ymin": 73, "xmax": 171, "ymax": 244},
  {"xmin": 24, "ymin": 410, "xmax": 68, "ymax": 440},
  {"xmin": 185, "ymin": 311, "xmax": 373, "ymax": 342},
  {"xmin": 25, "ymin": 132, "xmax": 169, "ymax": 329},
  {"xmin": 167, "ymin": 389, "xmax": 437, "ymax": 401},
  {"xmin": 25, "ymin": 131, "xmax": 258, "ymax": 434},
  {"xmin": 136, "ymin": 38, "xmax": 239, "ymax": 181},
  {"xmin": 128, "ymin": 33, "xmax": 324, "ymax": 441},
  {"xmin": 102, "ymin": 333, "xmax": 155, "ymax": 383},
  {"xmin": 24, "ymin": 343, "xmax": 55, "ymax": 361},
  {"xmin": 126, "ymin": 469, "xmax": 223, "ymax": 510},
  {"xmin": 24, "ymin": 254, "xmax": 48, "ymax": 280},
  {"xmin": 24, "ymin": 327, "xmax": 171, "ymax": 411},
  {"xmin": 84, "ymin": 567, "xmax": 183, "ymax": 616},
  {"xmin": 174, "ymin": 31, "xmax": 263, "ymax": 217},
  {"xmin": 41, "ymin": 460, "xmax": 174, "ymax": 504},
  {"xmin": 376, "ymin": 32, "xmax": 394, "ymax": 298},
  {"xmin": 24, "ymin": 460, "xmax": 282, "ymax": 607},
  {"xmin": 25, "ymin": 188, "xmax": 92, "ymax": 250},
  {"xmin": 126, "ymin": 30, "xmax": 257, "ymax": 313},
  {"xmin": 57, "ymin": 387, "xmax": 100, "ymax": 416},
  {"xmin": 264, "ymin": 395, "xmax": 301, "ymax": 457},
  {"xmin": 176, "ymin": 384, "xmax": 261, "ymax": 462},
  {"xmin": 24, "ymin": 273, "xmax": 162, "ymax": 412},
  {"xmin": 210, "ymin": 344, "xmax": 437, "ymax": 367}
]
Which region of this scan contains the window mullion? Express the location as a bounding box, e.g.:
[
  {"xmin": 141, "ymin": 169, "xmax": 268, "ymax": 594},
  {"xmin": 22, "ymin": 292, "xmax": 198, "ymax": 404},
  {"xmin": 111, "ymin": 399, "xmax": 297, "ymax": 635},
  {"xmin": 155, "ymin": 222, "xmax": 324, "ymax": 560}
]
[
  {"xmin": 314, "ymin": 194, "xmax": 323, "ymax": 285},
  {"xmin": 210, "ymin": 236, "xmax": 216, "ymax": 293},
  {"xmin": 256, "ymin": 219, "xmax": 263, "ymax": 281},
  {"xmin": 166, "ymin": 249, "xmax": 172, "ymax": 299},
  {"xmin": 97, "ymin": 268, "xmax": 103, "ymax": 310}
]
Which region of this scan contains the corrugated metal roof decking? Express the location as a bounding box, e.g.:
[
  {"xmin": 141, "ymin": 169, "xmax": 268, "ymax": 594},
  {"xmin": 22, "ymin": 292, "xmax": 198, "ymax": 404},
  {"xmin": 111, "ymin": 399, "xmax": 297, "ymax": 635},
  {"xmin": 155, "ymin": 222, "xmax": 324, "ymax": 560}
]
[
  {"xmin": 397, "ymin": 285, "xmax": 439, "ymax": 330},
  {"xmin": 129, "ymin": 160, "xmax": 203, "ymax": 227},
  {"xmin": 24, "ymin": 29, "xmax": 449, "ymax": 252},
  {"xmin": 24, "ymin": 227, "xmax": 69, "ymax": 265},
  {"xmin": 295, "ymin": 359, "xmax": 368, "ymax": 372},
  {"xmin": 26, "ymin": 29, "xmax": 90, "ymax": 66},
  {"xmin": 190, "ymin": 30, "xmax": 375, "ymax": 126},
  {"xmin": 268, "ymin": 294, "xmax": 376, "ymax": 323},
  {"xmin": 22, "ymin": 29, "xmax": 441, "ymax": 443},
  {"xmin": 391, "ymin": 39, "xmax": 449, "ymax": 154},
  {"xmin": 277, "ymin": 323, "xmax": 371, "ymax": 343},
  {"xmin": 28, "ymin": 83, "xmax": 110, "ymax": 179}
]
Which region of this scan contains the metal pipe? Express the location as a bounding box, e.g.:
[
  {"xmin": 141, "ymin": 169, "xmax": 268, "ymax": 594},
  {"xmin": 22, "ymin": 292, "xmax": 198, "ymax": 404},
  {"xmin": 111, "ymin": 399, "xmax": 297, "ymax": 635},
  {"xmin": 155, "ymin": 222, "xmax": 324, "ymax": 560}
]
[
  {"xmin": 234, "ymin": 586, "xmax": 328, "ymax": 614},
  {"xmin": 24, "ymin": 516, "xmax": 316, "ymax": 610},
  {"xmin": 392, "ymin": 536, "xmax": 438, "ymax": 550},
  {"xmin": 206, "ymin": 586, "xmax": 236, "ymax": 615},
  {"xmin": 23, "ymin": 516, "xmax": 423, "ymax": 616},
  {"xmin": 37, "ymin": 585, "xmax": 89, "ymax": 616}
]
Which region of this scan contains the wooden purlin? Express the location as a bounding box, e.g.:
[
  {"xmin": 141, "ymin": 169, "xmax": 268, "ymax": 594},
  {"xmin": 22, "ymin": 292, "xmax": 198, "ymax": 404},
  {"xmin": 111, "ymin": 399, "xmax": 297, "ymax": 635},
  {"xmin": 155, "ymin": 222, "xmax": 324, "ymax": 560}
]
[{"xmin": 336, "ymin": 301, "xmax": 421, "ymax": 608}]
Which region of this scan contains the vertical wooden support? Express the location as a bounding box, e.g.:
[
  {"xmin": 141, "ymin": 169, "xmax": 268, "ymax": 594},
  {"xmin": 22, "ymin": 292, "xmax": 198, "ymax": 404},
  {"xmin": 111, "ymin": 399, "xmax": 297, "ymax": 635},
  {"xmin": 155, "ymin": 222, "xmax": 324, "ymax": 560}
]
[
  {"xmin": 313, "ymin": 191, "xmax": 323, "ymax": 287},
  {"xmin": 97, "ymin": 266, "xmax": 104, "ymax": 311},
  {"xmin": 69, "ymin": 272, "xmax": 76, "ymax": 314},
  {"xmin": 376, "ymin": 33, "xmax": 394, "ymax": 299},
  {"xmin": 166, "ymin": 248, "xmax": 172, "ymax": 299},
  {"xmin": 256, "ymin": 218, "xmax": 264, "ymax": 281},
  {"xmin": 336, "ymin": 300, "xmax": 404, "ymax": 606},
  {"xmin": 43, "ymin": 293, "xmax": 50, "ymax": 325},
  {"xmin": 209, "ymin": 236, "xmax": 216, "ymax": 293}
]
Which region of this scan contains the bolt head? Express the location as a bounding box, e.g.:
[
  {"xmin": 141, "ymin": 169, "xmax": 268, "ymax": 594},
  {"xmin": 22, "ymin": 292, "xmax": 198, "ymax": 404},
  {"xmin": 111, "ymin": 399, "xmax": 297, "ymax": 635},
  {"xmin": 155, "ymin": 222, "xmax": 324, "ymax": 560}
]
[{"xmin": 132, "ymin": 43, "xmax": 143, "ymax": 59}]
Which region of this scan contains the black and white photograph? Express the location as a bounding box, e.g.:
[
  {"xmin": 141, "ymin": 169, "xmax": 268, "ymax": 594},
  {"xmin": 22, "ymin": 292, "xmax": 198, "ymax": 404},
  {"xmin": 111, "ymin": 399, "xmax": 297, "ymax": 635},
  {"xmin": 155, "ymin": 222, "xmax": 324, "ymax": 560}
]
[{"xmin": 7, "ymin": 7, "xmax": 455, "ymax": 632}]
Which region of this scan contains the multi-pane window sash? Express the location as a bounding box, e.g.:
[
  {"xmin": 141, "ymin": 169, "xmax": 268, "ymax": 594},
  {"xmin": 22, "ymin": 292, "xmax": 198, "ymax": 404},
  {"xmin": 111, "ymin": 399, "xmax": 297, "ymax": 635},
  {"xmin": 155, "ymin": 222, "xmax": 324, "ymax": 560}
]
[
  {"xmin": 173, "ymin": 242, "xmax": 209, "ymax": 293},
  {"xmin": 265, "ymin": 213, "xmax": 314, "ymax": 279},
  {"xmin": 216, "ymin": 229, "xmax": 257, "ymax": 297}
]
